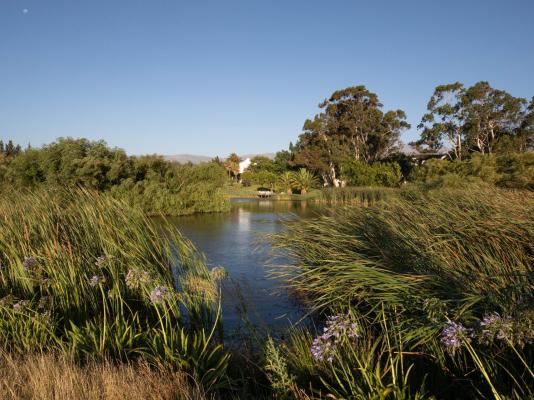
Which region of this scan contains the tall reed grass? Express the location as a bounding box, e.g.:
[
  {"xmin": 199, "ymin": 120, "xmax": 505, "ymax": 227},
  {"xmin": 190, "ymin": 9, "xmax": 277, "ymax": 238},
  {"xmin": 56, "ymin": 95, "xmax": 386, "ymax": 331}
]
[
  {"xmin": 0, "ymin": 188, "xmax": 230, "ymax": 391},
  {"xmin": 271, "ymin": 187, "xmax": 534, "ymax": 399},
  {"xmin": 318, "ymin": 186, "xmax": 395, "ymax": 206}
]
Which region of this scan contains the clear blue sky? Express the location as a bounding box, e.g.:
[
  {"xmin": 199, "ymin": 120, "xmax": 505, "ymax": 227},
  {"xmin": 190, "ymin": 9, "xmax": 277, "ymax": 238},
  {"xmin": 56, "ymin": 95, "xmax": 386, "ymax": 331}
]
[{"xmin": 1, "ymin": 0, "xmax": 533, "ymax": 156}]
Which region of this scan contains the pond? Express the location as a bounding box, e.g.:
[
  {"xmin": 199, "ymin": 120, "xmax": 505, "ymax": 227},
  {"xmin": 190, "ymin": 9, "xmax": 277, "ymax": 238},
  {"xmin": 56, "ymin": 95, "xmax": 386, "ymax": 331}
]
[{"xmin": 170, "ymin": 199, "xmax": 320, "ymax": 338}]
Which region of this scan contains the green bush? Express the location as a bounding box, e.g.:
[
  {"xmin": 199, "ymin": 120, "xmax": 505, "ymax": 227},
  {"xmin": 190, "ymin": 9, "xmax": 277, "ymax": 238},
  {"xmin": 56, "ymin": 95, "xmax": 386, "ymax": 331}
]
[
  {"xmin": 240, "ymin": 170, "xmax": 278, "ymax": 188},
  {"xmin": 412, "ymin": 153, "xmax": 534, "ymax": 190},
  {"xmin": 341, "ymin": 160, "xmax": 401, "ymax": 187},
  {"xmin": 0, "ymin": 138, "xmax": 230, "ymax": 215}
]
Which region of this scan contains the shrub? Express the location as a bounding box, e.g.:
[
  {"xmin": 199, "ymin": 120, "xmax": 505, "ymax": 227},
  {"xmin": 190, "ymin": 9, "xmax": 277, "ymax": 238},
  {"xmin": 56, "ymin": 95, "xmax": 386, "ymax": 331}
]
[
  {"xmin": 0, "ymin": 138, "xmax": 230, "ymax": 216},
  {"xmin": 291, "ymin": 168, "xmax": 318, "ymax": 195},
  {"xmin": 341, "ymin": 160, "xmax": 401, "ymax": 187}
]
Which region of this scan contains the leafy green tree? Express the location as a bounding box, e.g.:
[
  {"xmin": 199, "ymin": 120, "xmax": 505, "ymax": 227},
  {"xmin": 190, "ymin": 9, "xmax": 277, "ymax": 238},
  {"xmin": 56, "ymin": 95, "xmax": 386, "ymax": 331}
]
[
  {"xmin": 462, "ymin": 81, "xmax": 526, "ymax": 154},
  {"xmin": 292, "ymin": 114, "xmax": 346, "ymax": 186},
  {"xmin": 419, "ymin": 82, "xmax": 530, "ymax": 158},
  {"xmin": 241, "ymin": 170, "xmax": 277, "ymax": 188},
  {"xmin": 341, "ymin": 160, "xmax": 401, "ymax": 187},
  {"xmin": 319, "ymin": 86, "xmax": 409, "ymax": 163},
  {"xmin": 273, "ymin": 150, "xmax": 292, "ymax": 174},
  {"xmin": 418, "ymin": 82, "xmax": 465, "ymax": 159},
  {"xmin": 517, "ymin": 96, "xmax": 534, "ymax": 151},
  {"xmin": 248, "ymin": 156, "xmax": 276, "ymax": 173},
  {"xmin": 293, "ymin": 86, "xmax": 409, "ymax": 186}
]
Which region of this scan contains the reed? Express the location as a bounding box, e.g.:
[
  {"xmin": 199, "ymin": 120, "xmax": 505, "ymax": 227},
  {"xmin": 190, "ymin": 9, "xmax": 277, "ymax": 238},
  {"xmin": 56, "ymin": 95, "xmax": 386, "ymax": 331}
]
[
  {"xmin": 271, "ymin": 187, "xmax": 534, "ymax": 398},
  {"xmin": 0, "ymin": 188, "xmax": 230, "ymax": 391},
  {"xmin": 318, "ymin": 186, "xmax": 395, "ymax": 206}
]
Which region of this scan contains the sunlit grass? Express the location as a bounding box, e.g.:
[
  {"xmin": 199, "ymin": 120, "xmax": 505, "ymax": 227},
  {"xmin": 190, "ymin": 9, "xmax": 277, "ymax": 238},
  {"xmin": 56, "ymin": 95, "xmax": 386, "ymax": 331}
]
[{"xmin": 0, "ymin": 188, "xmax": 230, "ymax": 391}]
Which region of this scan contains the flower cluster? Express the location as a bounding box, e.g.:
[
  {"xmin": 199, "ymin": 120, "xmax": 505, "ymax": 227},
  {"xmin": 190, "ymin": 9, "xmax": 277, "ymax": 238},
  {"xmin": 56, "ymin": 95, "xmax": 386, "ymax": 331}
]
[
  {"xmin": 480, "ymin": 312, "xmax": 514, "ymax": 343},
  {"xmin": 88, "ymin": 275, "xmax": 106, "ymax": 287},
  {"xmin": 150, "ymin": 285, "xmax": 169, "ymax": 304},
  {"xmin": 22, "ymin": 256, "xmax": 38, "ymax": 269},
  {"xmin": 440, "ymin": 321, "xmax": 471, "ymax": 354},
  {"xmin": 125, "ymin": 268, "xmax": 152, "ymax": 290},
  {"xmin": 311, "ymin": 314, "xmax": 359, "ymax": 362},
  {"xmin": 440, "ymin": 312, "xmax": 533, "ymax": 352}
]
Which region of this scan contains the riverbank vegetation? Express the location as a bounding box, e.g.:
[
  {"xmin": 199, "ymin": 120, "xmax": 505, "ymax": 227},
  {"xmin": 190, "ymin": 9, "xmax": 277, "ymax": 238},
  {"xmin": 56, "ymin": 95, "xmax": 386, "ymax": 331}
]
[
  {"xmin": 0, "ymin": 138, "xmax": 229, "ymax": 215},
  {"xmin": 270, "ymin": 186, "xmax": 533, "ymax": 399},
  {"xmin": 1, "ymin": 80, "xmax": 533, "ymax": 398},
  {"xmin": 0, "ymin": 189, "xmax": 230, "ymax": 396}
]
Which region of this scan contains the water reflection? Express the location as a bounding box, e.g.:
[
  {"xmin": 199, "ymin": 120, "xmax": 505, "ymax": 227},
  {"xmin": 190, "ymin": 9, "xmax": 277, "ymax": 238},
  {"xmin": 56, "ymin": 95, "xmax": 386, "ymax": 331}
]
[{"xmin": 170, "ymin": 199, "xmax": 319, "ymax": 337}]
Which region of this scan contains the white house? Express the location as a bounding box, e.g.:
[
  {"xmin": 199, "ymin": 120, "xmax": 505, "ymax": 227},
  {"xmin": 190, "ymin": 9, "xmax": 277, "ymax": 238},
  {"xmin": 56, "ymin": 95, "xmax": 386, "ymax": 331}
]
[{"xmin": 239, "ymin": 158, "xmax": 251, "ymax": 174}]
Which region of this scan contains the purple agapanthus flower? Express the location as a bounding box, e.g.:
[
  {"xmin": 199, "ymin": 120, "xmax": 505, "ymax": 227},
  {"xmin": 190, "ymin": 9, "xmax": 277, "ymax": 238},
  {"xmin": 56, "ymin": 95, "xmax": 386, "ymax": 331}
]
[
  {"xmin": 150, "ymin": 285, "xmax": 169, "ymax": 304},
  {"xmin": 125, "ymin": 268, "xmax": 151, "ymax": 290},
  {"xmin": 480, "ymin": 312, "xmax": 514, "ymax": 342},
  {"xmin": 89, "ymin": 275, "xmax": 105, "ymax": 287},
  {"xmin": 441, "ymin": 321, "xmax": 470, "ymax": 353},
  {"xmin": 22, "ymin": 256, "xmax": 38, "ymax": 269},
  {"xmin": 310, "ymin": 314, "xmax": 359, "ymax": 362}
]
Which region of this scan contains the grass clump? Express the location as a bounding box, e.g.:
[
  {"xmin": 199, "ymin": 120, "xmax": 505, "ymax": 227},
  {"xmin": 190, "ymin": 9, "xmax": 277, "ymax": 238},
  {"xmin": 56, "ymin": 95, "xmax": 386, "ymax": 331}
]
[
  {"xmin": 271, "ymin": 187, "xmax": 534, "ymax": 399},
  {"xmin": 319, "ymin": 186, "xmax": 395, "ymax": 205},
  {"xmin": 0, "ymin": 352, "xmax": 209, "ymax": 400},
  {"xmin": 0, "ymin": 188, "xmax": 230, "ymax": 392}
]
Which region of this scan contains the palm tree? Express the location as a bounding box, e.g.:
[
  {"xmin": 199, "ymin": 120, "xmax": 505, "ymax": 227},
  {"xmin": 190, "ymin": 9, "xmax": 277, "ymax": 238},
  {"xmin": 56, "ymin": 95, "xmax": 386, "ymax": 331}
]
[
  {"xmin": 278, "ymin": 171, "xmax": 295, "ymax": 194},
  {"xmin": 292, "ymin": 168, "xmax": 317, "ymax": 195},
  {"xmin": 224, "ymin": 153, "xmax": 241, "ymax": 181}
]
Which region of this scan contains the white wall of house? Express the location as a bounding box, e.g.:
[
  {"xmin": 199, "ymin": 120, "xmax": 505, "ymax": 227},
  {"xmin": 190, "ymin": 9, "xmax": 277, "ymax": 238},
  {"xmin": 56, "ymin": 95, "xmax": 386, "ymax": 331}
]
[{"xmin": 239, "ymin": 158, "xmax": 251, "ymax": 174}]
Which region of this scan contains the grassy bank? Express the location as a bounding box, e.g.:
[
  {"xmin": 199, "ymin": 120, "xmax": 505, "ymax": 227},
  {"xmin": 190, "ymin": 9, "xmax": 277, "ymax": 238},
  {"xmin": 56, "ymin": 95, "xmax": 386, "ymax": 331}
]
[
  {"xmin": 0, "ymin": 188, "xmax": 230, "ymax": 393},
  {"xmin": 1, "ymin": 185, "xmax": 532, "ymax": 398},
  {"xmin": 0, "ymin": 352, "xmax": 208, "ymax": 400},
  {"xmin": 270, "ymin": 187, "xmax": 534, "ymax": 399},
  {"xmin": 0, "ymin": 138, "xmax": 230, "ymax": 216}
]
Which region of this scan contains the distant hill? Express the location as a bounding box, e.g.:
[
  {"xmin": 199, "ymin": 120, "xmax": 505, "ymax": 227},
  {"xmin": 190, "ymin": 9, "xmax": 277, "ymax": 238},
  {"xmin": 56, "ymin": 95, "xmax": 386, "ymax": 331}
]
[
  {"xmin": 240, "ymin": 153, "xmax": 275, "ymax": 160},
  {"xmin": 162, "ymin": 153, "xmax": 276, "ymax": 164},
  {"xmin": 162, "ymin": 154, "xmax": 213, "ymax": 164}
]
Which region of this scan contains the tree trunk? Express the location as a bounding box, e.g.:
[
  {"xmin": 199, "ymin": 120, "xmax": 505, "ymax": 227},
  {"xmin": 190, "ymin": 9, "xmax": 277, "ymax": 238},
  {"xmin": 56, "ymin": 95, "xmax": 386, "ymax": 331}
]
[{"xmin": 329, "ymin": 162, "xmax": 340, "ymax": 187}]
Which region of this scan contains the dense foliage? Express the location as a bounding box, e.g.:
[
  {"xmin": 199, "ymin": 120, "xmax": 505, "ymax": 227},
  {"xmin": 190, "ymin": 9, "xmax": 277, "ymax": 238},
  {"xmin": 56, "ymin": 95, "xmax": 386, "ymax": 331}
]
[
  {"xmin": 0, "ymin": 138, "xmax": 229, "ymax": 215},
  {"xmin": 413, "ymin": 152, "xmax": 534, "ymax": 190},
  {"xmin": 418, "ymin": 82, "xmax": 534, "ymax": 158},
  {"xmin": 271, "ymin": 187, "xmax": 534, "ymax": 399},
  {"xmin": 0, "ymin": 189, "xmax": 230, "ymax": 391},
  {"xmin": 291, "ymin": 86, "xmax": 410, "ymax": 186}
]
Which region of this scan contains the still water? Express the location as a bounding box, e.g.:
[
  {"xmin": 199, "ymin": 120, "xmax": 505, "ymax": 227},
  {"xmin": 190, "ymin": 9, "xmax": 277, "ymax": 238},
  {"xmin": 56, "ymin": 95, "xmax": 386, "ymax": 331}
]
[{"xmin": 171, "ymin": 199, "xmax": 319, "ymax": 338}]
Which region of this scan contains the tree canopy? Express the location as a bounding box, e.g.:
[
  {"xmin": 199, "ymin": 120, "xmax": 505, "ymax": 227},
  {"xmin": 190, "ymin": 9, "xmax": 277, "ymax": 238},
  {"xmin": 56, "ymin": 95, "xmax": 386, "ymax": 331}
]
[
  {"xmin": 418, "ymin": 81, "xmax": 532, "ymax": 158},
  {"xmin": 292, "ymin": 86, "xmax": 410, "ymax": 186}
]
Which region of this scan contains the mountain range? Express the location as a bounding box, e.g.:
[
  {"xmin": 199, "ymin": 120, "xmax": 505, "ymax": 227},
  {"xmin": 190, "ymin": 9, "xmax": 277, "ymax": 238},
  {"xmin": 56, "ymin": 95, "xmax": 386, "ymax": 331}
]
[{"xmin": 162, "ymin": 153, "xmax": 276, "ymax": 164}]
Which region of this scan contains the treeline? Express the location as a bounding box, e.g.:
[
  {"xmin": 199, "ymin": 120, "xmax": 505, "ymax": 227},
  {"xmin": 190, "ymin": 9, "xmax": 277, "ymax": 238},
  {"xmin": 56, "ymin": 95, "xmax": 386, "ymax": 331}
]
[
  {"xmin": 273, "ymin": 82, "xmax": 534, "ymax": 189},
  {"xmin": 0, "ymin": 138, "xmax": 228, "ymax": 215},
  {"xmin": 0, "ymin": 140, "xmax": 22, "ymax": 158}
]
